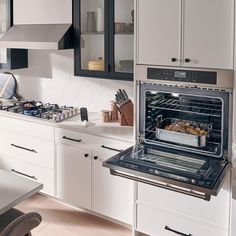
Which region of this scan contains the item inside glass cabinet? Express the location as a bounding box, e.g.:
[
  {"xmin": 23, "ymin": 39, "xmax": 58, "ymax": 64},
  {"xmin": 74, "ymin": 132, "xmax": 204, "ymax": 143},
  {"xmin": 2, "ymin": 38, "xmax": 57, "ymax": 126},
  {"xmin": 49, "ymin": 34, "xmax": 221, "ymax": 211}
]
[{"xmin": 88, "ymin": 57, "xmax": 104, "ymax": 71}]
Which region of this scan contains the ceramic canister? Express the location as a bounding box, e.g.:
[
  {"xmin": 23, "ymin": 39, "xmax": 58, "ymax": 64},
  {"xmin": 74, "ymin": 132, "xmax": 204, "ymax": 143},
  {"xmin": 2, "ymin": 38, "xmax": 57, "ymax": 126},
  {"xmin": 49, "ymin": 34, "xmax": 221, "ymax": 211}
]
[{"xmin": 96, "ymin": 8, "xmax": 104, "ymax": 32}]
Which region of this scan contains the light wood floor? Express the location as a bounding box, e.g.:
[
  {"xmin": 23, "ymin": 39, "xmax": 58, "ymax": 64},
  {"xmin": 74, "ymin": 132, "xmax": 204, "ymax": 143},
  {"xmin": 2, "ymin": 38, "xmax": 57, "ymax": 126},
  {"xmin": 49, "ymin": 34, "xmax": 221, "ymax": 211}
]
[{"xmin": 16, "ymin": 194, "xmax": 132, "ymax": 236}]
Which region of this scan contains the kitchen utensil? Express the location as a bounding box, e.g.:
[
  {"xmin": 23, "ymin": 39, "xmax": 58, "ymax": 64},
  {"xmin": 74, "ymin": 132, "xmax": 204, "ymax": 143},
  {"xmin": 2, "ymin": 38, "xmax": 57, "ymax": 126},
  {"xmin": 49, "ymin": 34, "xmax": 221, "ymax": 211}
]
[
  {"xmin": 86, "ymin": 11, "xmax": 96, "ymax": 32},
  {"xmin": 88, "ymin": 57, "xmax": 104, "ymax": 71},
  {"xmin": 80, "ymin": 107, "xmax": 88, "ymax": 121},
  {"xmin": 0, "ymin": 72, "xmax": 22, "ymax": 100},
  {"xmin": 119, "ymin": 100, "xmax": 134, "ymax": 126},
  {"xmin": 122, "ymin": 89, "xmax": 130, "ymax": 101},
  {"xmin": 96, "ymin": 8, "xmax": 104, "ymax": 32},
  {"xmin": 155, "ymin": 116, "xmax": 212, "ymax": 147}
]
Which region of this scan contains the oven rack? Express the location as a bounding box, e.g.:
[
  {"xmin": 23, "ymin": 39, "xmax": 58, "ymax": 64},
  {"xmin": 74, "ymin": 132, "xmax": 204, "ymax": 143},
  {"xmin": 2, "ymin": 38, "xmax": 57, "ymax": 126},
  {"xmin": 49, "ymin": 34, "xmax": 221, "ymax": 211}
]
[
  {"xmin": 148, "ymin": 98, "xmax": 222, "ymax": 117},
  {"xmin": 144, "ymin": 127, "xmax": 221, "ymax": 156}
]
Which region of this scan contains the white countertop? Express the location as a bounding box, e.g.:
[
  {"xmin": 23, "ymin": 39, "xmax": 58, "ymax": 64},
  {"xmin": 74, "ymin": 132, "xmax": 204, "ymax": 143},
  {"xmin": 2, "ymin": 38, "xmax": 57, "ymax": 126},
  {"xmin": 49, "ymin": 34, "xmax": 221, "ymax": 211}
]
[
  {"xmin": 57, "ymin": 112, "xmax": 134, "ymax": 143},
  {"xmin": 0, "ymin": 111, "xmax": 134, "ymax": 143}
]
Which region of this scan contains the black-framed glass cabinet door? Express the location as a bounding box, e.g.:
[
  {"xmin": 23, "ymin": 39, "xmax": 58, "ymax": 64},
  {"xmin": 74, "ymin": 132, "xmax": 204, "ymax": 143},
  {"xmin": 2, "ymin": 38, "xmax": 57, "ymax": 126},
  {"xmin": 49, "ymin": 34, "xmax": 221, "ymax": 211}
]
[
  {"xmin": 73, "ymin": 0, "xmax": 134, "ymax": 81},
  {"xmin": 0, "ymin": 0, "xmax": 27, "ymax": 70}
]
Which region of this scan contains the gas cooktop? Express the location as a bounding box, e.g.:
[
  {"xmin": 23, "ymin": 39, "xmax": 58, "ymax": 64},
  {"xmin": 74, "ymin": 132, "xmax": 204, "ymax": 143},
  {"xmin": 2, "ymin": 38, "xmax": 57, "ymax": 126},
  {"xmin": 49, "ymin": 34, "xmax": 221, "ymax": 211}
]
[{"xmin": 0, "ymin": 100, "xmax": 79, "ymax": 122}]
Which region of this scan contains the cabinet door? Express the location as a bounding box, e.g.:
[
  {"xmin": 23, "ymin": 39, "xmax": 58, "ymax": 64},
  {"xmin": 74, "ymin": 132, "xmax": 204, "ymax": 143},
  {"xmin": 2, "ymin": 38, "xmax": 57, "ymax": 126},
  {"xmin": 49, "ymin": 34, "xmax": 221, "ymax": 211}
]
[
  {"xmin": 92, "ymin": 140, "xmax": 133, "ymax": 224},
  {"xmin": 183, "ymin": 0, "xmax": 234, "ymax": 69},
  {"xmin": 57, "ymin": 144, "xmax": 92, "ymax": 210},
  {"xmin": 74, "ymin": 0, "xmax": 109, "ymax": 78},
  {"xmin": 136, "ymin": 0, "xmax": 181, "ymax": 66},
  {"xmin": 109, "ymin": 0, "xmax": 134, "ymax": 81}
]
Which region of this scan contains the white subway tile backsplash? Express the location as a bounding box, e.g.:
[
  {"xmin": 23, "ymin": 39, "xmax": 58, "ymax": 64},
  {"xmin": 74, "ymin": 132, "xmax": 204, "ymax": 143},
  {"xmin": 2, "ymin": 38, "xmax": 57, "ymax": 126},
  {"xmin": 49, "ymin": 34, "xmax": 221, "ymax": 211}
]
[{"xmin": 14, "ymin": 50, "xmax": 134, "ymax": 112}]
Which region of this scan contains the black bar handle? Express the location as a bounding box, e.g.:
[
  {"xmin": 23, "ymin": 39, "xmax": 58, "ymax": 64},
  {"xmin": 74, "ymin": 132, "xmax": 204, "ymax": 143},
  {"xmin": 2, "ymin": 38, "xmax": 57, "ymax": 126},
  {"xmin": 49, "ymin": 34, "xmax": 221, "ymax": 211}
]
[
  {"xmin": 11, "ymin": 144, "xmax": 37, "ymax": 153},
  {"xmin": 11, "ymin": 169, "xmax": 38, "ymax": 180},
  {"xmin": 165, "ymin": 226, "xmax": 192, "ymax": 236},
  {"xmin": 62, "ymin": 136, "xmax": 82, "ymax": 143},
  {"xmin": 101, "ymin": 145, "xmax": 123, "ymax": 153}
]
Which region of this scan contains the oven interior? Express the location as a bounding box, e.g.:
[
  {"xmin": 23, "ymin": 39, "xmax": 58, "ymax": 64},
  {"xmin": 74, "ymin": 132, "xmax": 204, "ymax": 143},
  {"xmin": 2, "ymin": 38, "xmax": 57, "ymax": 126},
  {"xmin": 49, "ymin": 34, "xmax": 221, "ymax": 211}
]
[{"xmin": 143, "ymin": 91, "xmax": 224, "ymax": 158}]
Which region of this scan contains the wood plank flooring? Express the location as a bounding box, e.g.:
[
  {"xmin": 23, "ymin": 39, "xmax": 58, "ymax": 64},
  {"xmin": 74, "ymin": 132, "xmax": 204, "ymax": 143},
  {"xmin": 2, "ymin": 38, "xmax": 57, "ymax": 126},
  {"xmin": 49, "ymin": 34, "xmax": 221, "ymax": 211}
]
[{"xmin": 16, "ymin": 194, "xmax": 132, "ymax": 236}]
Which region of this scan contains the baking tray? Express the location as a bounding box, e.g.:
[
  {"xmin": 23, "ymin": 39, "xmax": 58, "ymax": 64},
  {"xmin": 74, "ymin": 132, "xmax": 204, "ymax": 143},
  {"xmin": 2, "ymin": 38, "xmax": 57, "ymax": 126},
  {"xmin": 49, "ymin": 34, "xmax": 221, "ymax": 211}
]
[{"xmin": 155, "ymin": 116, "xmax": 212, "ymax": 147}]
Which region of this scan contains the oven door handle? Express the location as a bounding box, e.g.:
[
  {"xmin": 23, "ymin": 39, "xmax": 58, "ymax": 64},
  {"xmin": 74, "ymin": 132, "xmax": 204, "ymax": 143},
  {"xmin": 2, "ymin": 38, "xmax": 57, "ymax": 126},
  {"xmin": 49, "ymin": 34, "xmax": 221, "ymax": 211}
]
[{"xmin": 110, "ymin": 169, "xmax": 211, "ymax": 201}]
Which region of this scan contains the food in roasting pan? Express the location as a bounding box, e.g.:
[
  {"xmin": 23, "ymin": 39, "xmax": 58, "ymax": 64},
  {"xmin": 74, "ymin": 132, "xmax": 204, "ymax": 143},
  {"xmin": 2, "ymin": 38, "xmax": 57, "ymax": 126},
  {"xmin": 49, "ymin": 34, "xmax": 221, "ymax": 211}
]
[{"xmin": 164, "ymin": 121, "xmax": 208, "ymax": 136}]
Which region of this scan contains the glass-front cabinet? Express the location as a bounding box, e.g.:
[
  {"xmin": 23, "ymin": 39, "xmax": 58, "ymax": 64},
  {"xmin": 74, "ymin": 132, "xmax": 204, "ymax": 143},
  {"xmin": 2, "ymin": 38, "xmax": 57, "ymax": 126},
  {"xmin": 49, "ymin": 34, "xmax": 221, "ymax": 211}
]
[
  {"xmin": 73, "ymin": 0, "xmax": 134, "ymax": 81},
  {"xmin": 0, "ymin": 0, "xmax": 27, "ymax": 69}
]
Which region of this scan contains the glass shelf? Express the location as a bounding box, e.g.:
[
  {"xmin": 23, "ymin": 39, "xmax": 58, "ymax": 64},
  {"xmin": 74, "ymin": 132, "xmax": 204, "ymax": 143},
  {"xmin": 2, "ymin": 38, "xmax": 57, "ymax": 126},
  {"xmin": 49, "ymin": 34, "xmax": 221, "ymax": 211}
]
[{"xmin": 81, "ymin": 32, "xmax": 104, "ymax": 35}]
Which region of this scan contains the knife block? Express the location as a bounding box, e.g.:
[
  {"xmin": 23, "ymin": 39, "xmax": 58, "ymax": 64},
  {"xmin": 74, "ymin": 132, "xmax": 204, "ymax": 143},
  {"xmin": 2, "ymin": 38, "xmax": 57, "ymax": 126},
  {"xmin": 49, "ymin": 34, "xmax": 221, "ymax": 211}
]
[
  {"xmin": 118, "ymin": 113, "xmax": 129, "ymax": 126},
  {"xmin": 119, "ymin": 100, "xmax": 134, "ymax": 126}
]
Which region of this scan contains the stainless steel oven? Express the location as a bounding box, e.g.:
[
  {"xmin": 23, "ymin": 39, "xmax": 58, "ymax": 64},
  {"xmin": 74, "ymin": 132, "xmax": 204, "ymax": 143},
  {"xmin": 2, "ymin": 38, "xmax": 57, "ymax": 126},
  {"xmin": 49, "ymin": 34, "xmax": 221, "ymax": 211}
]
[{"xmin": 103, "ymin": 66, "xmax": 234, "ymax": 201}]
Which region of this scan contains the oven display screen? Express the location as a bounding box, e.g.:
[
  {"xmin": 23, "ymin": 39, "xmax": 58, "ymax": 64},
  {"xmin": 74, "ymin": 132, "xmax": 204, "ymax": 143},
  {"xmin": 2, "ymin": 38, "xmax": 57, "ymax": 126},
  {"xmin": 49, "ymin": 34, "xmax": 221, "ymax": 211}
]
[{"xmin": 174, "ymin": 71, "xmax": 187, "ymax": 79}]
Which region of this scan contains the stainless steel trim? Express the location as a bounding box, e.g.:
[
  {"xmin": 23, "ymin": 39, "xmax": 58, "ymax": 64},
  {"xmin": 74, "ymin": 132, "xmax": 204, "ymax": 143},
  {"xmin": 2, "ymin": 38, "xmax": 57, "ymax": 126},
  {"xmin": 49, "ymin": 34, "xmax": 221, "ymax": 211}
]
[
  {"xmin": 103, "ymin": 145, "xmax": 231, "ymax": 200},
  {"xmin": 135, "ymin": 65, "xmax": 234, "ymax": 89},
  {"xmin": 110, "ymin": 169, "xmax": 211, "ymax": 201},
  {"xmin": 0, "ymin": 24, "xmax": 73, "ymax": 50}
]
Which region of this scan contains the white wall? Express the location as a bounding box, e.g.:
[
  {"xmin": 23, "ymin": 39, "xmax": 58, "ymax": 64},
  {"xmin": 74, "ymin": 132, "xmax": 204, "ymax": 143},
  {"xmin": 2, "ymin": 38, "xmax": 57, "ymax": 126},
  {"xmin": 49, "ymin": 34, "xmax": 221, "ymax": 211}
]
[{"xmin": 11, "ymin": 0, "xmax": 134, "ymax": 112}]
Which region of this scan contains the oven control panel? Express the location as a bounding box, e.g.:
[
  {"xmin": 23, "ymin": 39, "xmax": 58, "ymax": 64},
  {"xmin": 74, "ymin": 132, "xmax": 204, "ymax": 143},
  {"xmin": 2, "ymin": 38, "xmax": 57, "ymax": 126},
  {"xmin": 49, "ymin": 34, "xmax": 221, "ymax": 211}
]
[{"xmin": 147, "ymin": 68, "xmax": 217, "ymax": 85}]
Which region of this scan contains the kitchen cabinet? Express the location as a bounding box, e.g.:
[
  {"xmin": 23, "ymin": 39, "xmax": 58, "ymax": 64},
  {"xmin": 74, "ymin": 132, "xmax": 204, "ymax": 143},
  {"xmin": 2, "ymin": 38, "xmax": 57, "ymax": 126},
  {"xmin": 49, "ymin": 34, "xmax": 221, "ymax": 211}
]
[
  {"xmin": 73, "ymin": 0, "xmax": 134, "ymax": 81},
  {"xmin": 136, "ymin": 203, "xmax": 228, "ymax": 236},
  {"xmin": 0, "ymin": 0, "xmax": 27, "ymax": 69},
  {"xmin": 55, "ymin": 128, "xmax": 133, "ymax": 224},
  {"xmin": 136, "ymin": 0, "xmax": 234, "ymax": 70},
  {"xmin": 92, "ymin": 140, "xmax": 133, "ymax": 224},
  {"xmin": 135, "ymin": 174, "xmax": 231, "ymax": 235},
  {"xmin": 57, "ymin": 144, "xmax": 92, "ymax": 210},
  {"xmin": 0, "ymin": 116, "xmax": 55, "ymax": 196}
]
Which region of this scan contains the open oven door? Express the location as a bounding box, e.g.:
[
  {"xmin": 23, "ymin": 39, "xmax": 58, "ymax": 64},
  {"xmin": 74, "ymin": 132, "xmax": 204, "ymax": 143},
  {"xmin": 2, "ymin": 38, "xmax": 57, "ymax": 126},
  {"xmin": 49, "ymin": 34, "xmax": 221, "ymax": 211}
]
[{"xmin": 103, "ymin": 144, "xmax": 231, "ymax": 201}]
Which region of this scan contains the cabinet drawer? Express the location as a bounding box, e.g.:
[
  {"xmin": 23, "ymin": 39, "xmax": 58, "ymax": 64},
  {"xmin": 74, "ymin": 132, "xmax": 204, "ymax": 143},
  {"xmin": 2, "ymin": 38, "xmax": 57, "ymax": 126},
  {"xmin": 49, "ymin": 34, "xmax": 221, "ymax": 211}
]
[
  {"xmin": 0, "ymin": 130, "xmax": 54, "ymax": 168},
  {"xmin": 0, "ymin": 116, "xmax": 54, "ymax": 141},
  {"xmin": 137, "ymin": 173, "xmax": 230, "ymax": 228},
  {"xmin": 0, "ymin": 153, "xmax": 55, "ymax": 196},
  {"xmin": 136, "ymin": 203, "xmax": 228, "ymax": 236},
  {"xmin": 55, "ymin": 128, "xmax": 132, "ymax": 151}
]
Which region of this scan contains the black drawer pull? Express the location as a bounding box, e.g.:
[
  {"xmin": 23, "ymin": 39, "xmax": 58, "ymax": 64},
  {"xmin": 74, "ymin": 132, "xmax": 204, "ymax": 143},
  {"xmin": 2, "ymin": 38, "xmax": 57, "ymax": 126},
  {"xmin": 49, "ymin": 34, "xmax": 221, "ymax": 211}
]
[
  {"xmin": 11, "ymin": 144, "xmax": 37, "ymax": 153},
  {"xmin": 185, "ymin": 58, "xmax": 191, "ymax": 63},
  {"xmin": 171, "ymin": 58, "xmax": 177, "ymax": 62},
  {"xmin": 165, "ymin": 226, "xmax": 192, "ymax": 236},
  {"xmin": 11, "ymin": 169, "xmax": 38, "ymax": 180},
  {"xmin": 101, "ymin": 145, "xmax": 123, "ymax": 152},
  {"xmin": 62, "ymin": 136, "xmax": 82, "ymax": 143}
]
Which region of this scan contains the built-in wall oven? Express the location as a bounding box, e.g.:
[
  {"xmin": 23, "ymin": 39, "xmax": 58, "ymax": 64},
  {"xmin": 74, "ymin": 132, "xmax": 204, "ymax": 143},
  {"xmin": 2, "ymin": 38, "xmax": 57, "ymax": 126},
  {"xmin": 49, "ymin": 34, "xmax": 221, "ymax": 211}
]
[{"xmin": 103, "ymin": 66, "xmax": 234, "ymax": 201}]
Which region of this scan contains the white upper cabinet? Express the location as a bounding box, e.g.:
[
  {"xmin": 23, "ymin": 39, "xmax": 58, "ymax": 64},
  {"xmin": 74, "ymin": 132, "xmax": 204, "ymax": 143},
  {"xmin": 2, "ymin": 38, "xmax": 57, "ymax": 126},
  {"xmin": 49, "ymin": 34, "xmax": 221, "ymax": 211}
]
[
  {"xmin": 136, "ymin": 0, "xmax": 181, "ymax": 66},
  {"xmin": 136, "ymin": 0, "xmax": 234, "ymax": 70},
  {"xmin": 183, "ymin": 0, "xmax": 234, "ymax": 69}
]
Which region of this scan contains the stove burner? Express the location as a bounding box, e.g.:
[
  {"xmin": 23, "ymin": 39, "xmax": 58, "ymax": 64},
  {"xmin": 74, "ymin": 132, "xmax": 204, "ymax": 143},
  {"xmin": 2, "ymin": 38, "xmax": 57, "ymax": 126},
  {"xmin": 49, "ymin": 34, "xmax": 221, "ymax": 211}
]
[{"xmin": 0, "ymin": 100, "xmax": 79, "ymax": 122}]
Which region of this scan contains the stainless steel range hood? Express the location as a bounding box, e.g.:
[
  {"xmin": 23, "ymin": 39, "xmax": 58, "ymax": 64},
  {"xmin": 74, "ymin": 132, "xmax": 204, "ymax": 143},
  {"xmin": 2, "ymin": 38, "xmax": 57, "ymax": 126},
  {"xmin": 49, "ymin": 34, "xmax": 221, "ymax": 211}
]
[{"xmin": 0, "ymin": 24, "xmax": 74, "ymax": 50}]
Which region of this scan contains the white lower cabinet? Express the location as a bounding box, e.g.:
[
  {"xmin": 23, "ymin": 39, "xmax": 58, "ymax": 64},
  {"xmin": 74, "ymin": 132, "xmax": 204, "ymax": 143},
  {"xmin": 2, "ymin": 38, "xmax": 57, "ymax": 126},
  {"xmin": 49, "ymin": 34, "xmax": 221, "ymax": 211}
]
[
  {"xmin": 136, "ymin": 174, "xmax": 231, "ymax": 235},
  {"xmin": 136, "ymin": 203, "xmax": 228, "ymax": 236},
  {"xmin": 56, "ymin": 128, "xmax": 133, "ymax": 224},
  {"xmin": 57, "ymin": 143, "xmax": 92, "ymax": 210},
  {"xmin": 0, "ymin": 118, "xmax": 55, "ymax": 196},
  {"xmin": 92, "ymin": 140, "xmax": 133, "ymax": 224},
  {"xmin": 0, "ymin": 153, "xmax": 54, "ymax": 196}
]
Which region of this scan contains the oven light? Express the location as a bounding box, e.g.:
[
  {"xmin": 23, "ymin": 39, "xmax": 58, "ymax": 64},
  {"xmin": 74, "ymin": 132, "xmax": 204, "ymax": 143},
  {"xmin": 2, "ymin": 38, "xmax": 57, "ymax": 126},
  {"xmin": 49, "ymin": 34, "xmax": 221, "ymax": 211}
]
[
  {"xmin": 172, "ymin": 93, "xmax": 179, "ymax": 97},
  {"xmin": 150, "ymin": 91, "xmax": 158, "ymax": 94}
]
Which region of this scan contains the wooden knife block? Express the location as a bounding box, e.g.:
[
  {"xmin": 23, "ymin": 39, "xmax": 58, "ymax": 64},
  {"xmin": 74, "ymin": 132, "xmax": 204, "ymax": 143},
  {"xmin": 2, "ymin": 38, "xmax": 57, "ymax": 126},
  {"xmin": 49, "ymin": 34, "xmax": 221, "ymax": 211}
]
[{"xmin": 118, "ymin": 100, "xmax": 134, "ymax": 126}]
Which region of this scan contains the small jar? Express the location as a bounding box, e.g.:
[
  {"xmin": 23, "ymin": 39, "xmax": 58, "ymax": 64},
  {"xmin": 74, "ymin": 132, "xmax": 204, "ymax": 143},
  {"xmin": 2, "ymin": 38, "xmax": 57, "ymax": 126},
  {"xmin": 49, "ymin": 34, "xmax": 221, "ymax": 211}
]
[{"xmin": 101, "ymin": 110, "xmax": 110, "ymax": 123}]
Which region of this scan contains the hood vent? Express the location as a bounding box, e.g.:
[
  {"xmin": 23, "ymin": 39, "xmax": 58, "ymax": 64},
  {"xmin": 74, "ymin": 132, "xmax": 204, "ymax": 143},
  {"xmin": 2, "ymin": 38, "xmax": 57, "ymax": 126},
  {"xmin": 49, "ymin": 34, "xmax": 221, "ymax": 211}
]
[{"xmin": 0, "ymin": 24, "xmax": 74, "ymax": 50}]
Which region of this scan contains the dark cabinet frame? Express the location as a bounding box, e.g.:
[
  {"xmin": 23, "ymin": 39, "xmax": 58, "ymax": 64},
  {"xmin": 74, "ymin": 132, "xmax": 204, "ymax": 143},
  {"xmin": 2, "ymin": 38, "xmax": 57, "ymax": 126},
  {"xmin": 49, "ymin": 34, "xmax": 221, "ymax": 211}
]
[
  {"xmin": 0, "ymin": 0, "xmax": 28, "ymax": 70},
  {"xmin": 73, "ymin": 0, "xmax": 133, "ymax": 81}
]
